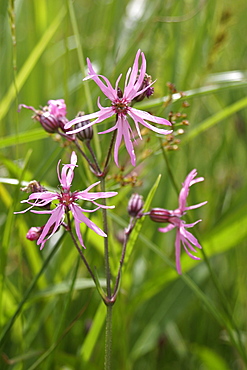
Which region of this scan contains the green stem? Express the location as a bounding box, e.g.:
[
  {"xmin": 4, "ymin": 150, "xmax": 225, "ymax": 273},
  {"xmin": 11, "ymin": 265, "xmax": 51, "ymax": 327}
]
[
  {"xmin": 66, "ymin": 212, "xmax": 98, "ymax": 290},
  {"xmin": 85, "ymin": 140, "xmax": 102, "ymax": 175},
  {"xmin": 104, "ymin": 305, "xmax": 113, "ymax": 370},
  {"xmin": 112, "ymin": 218, "xmax": 135, "ymax": 301},
  {"xmin": 159, "ymin": 138, "xmax": 180, "ymax": 195},
  {"xmin": 100, "ymin": 178, "xmax": 112, "ymax": 298},
  {"xmin": 74, "ymin": 138, "xmax": 96, "ymax": 171}
]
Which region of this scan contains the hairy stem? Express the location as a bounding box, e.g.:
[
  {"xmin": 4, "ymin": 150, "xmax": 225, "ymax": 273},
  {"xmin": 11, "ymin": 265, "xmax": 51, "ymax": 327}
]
[
  {"xmin": 66, "ymin": 212, "xmax": 97, "ymax": 288},
  {"xmin": 104, "ymin": 305, "xmax": 113, "ymax": 370}
]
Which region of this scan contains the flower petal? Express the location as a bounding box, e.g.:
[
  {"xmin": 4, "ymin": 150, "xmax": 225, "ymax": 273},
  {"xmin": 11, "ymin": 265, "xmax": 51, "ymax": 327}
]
[
  {"xmin": 85, "ymin": 58, "xmax": 117, "ymax": 100},
  {"xmin": 113, "ymin": 118, "xmax": 123, "ymax": 167},
  {"xmin": 70, "ymin": 204, "xmax": 106, "ymax": 238},
  {"xmin": 37, "ymin": 205, "xmax": 65, "ymax": 248},
  {"xmin": 64, "ymin": 111, "xmax": 101, "ymax": 130},
  {"xmin": 158, "ymin": 224, "xmax": 175, "ymax": 233},
  {"xmin": 130, "ymin": 107, "xmax": 172, "ymax": 127},
  {"xmin": 175, "ymin": 230, "xmax": 182, "ymax": 275},
  {"xmin": 178, "ymin": 169, "xmax": 198, "ymax": 211},
  {"xmin": 122, "ymin": 117, "xmax": 136, "ymax": 166}
]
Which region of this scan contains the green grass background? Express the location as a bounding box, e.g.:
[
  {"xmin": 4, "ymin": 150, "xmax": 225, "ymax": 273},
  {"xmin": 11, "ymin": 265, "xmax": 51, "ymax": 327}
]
[{"xmin": 1, "ymin": 0, "xmax": 247, "ymax": 369}]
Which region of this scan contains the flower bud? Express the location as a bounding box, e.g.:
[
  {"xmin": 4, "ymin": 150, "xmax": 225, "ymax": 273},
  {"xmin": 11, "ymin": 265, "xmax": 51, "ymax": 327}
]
[
  {"xmin": 26, "ymin": 226, "xmax": 43, "ymax": 241},
  {"xmin": 149, "ymin": 208, "xmax": 171, "ymax": 223},
  {"xmin": 21, "ymin": 181, "xmax": 51, "ymax": 210},
  {"xmin": 134, "ymin": 73, "xmax": 154, "ymax": 103},
  {"xmin": 57, "ymin": 116, "xmax": 70, "ymax": 132},
  {"xmin": 74, "ymin": 112, "xmax": 94, "ymax": 141},
  {"xmin": 36, "ymin": 111, "xmax": 60, "ymax": 133},
  {"xmin": 128, "ymin": 193, "xmax": 144, "ymax": 217},
  {"xmin": 117, "ymin": 87, "xmax": 123, "ymax": 98},
  {"xmin": 21, "ymin": 180, "xmax": 47, "ymax": 193}
]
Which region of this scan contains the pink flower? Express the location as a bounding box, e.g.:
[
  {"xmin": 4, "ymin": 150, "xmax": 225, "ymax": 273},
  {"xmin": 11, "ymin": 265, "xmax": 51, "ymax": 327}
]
[
  {"xmin": 19, "ymin": 99, "xmax": 69, "ymax": 133},
  {"xmin": 149, "ymin": 169, "xmax": 207, "ymax": 274},
  {"xmin": 15, "ymin": 152, "xmax": 117, "ymax": 250},
  {"xmin": 65, "ymin": 50, "xmax": 172, "ymax": 166},
  {"xmin": 47, "ymin": 99, "xmax": 67, "ymax": 117}
]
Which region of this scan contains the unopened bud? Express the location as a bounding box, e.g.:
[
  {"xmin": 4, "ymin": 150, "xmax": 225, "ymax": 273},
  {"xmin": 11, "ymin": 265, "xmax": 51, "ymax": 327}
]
[
  {"xmin": 37, "ymin": 112, "xmax": 60, "ymax": 133},
  {"xmin": 134, "ymin": 73, "xmax": 154, "ymax": 103},
  {"xmin": 117, "ymin": 88, "xmax": 123, "ymax": 98},
  {"xmin": 74, "ymin": 112, "xmax": 94, "ymax": 141},
  {"xmin": 128, "ymin": 193, "xmax": 144, "ymax": 217},
  {"xmin": 57, "ymin": 116, "xmax": 69, "ymax": 132},
  {"xmin": 26, "ymin": 226, "xmax": 43, "ymax": 241},
  {"xmin": 21, "ymin": 180, "xmax": 47, "ymax": 193},
  {"xmin": 149, "ymin": 208, "xmax": 171, "ymax": 223}
]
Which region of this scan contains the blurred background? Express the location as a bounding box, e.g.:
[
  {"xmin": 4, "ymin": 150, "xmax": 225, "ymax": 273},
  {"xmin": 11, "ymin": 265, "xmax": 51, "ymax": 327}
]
[{"xmin": 1, "ymin": 0, "xmax": 247, "ymax": 369}]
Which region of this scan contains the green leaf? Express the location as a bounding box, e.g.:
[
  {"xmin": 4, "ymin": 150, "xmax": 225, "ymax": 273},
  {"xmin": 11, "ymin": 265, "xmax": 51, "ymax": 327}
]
[
  {"xmin": 80, "ymin": 302, "xmax": 106, "ymax": 363},
  {"xmin": 0, "ymin": 7, "xmax": 66, "ymax": 121}
]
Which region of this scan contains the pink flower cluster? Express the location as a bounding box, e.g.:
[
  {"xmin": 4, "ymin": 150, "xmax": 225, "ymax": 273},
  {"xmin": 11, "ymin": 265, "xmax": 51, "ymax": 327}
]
[
  {"xmin": 149, "ymin": 169, "xmax": 207, "ymax": 274},
  {"xmin": 15, "ymin": 152, "xmax": 117, "ymax": 249},
  {"xmin": 65, "ymin": 50, "xmax": 172, "ymax": 166}
]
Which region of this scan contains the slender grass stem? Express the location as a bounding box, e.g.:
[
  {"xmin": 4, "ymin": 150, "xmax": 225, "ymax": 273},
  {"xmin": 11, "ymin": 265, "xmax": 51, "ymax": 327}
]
[
  {"xmin": 0, "ymin": 236, "xmax": 62, "ymax": 347},
  {"xmin": 159, "ymin": 138, "xmax": 179, "ymax": 195},
  {"xmin": 67, "ymin": 0, "xmax": 101, "ymax": 158}
]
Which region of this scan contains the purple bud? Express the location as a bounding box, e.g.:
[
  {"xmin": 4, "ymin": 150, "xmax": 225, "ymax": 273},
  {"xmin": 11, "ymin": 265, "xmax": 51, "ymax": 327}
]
[
  {"xmin": 128, "ymin": 193, "xmax": 144, "ymax": 217},
  {"xmin": 37, "ymin": 112, "xmax": 60, "ymax": 133},
  {"xmin": 74, "ymin": 112, "xmax": 94, "ymax": 141},
  {"xmin": 134, "ymin": 73, "xmax": 154, "ymax": 103},
  {"xmin": 117, "ymin": 87, "xmax": 123, "ymax": 98},
  {"xmin": 57, "ymin": 116, "xmax": 69, "ymax": 132},
  {"xmin": 26, "ymin": 226, "xmax": 43, "ymax": 241},
  {"xmin": 149, "ymin": 208, "xmax": 171, "ymax": 223},
  {"xmin": 21, "ymin": 180, "xmax": 47, "ymax": 193}
]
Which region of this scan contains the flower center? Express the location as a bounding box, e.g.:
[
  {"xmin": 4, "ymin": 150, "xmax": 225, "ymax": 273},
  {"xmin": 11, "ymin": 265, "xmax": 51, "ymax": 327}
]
[
  {"xmin": 112, "ymin": 99, "xmax": 129, "ymax": 116},
  {"xmin": 59, "ymin": 192, "xmax": 75, "ymax": 206}
]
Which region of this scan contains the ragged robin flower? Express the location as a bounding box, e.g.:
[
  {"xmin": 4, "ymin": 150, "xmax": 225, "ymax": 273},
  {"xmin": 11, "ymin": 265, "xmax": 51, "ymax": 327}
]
[
  {"xmin": 65, "ymin": 50, "xmax": 172, "ymax": 167},
  {"xmin": 148, "ymin": 169, "xmax": 207, "ymax": 274},
  {"xmin": 19, "ymin": 99, "xmax": 70, "ymax": 134},
  {"xmin": 15, "ymin": 152, "xmax": 117, "ymax": 250}
]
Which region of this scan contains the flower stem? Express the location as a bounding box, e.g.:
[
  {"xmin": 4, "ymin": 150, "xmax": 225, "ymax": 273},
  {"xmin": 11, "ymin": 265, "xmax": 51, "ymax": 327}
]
[
  {"xmin": 66, "ymin": 212, "xmax": 102, "ymax": 296},
  {"xmin": 104, "ymin": 305, "xmax": 113, "ymax": 370},
  {"xmin": 85, "ymin": 140, "xmax": 102, "ymax": 175},
  {"xmin": 100, "ymin": 178, "xmax": 112, "ymax": 298},
  {"xmin": 73, "ymin": 138, "xmax": 97, "ymax": 171},
  {"xmin": 102, "ymin": 131, "xmax": 117, "ymax": 177},
  {"xmin": 112, "ymin": 219, "xmax": 135, "ymax": 301}
]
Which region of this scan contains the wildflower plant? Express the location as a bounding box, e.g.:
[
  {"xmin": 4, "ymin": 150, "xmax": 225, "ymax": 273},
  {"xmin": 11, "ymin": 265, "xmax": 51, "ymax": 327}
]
[
  {"xmin": 65, "ymin": 49, "xmax": 172, "ymax": 166},
  {"xmin": 148, "ymin": 169, "xmax": 207, "ymax": 274},
  {"xmin": 14, "ymin": 50, "xmax": 207, "ymax": 369}
]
